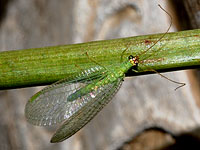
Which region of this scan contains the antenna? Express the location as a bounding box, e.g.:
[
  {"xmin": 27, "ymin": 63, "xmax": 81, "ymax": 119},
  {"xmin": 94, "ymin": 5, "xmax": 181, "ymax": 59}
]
[
  {"xmin": 138, "ymin": 4, "xmax": 185, "ymax": 90},
  {"xmin": 120, "ymin": 5, "xmax": 172, "ymax": 63},
  {"xmin": 138, "ymin": 4, "xmax": 172, "ymax": 57}
]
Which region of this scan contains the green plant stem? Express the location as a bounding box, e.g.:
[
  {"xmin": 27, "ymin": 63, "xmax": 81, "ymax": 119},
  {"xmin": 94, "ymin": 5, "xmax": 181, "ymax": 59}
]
[{"xmin": 0, "ymin": 29, "xmax": 200, "ymax": 90}]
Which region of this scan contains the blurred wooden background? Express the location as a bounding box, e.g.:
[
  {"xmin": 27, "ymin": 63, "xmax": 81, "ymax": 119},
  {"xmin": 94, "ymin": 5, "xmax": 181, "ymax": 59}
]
[{"xmin": 0, "ymin": 0, "xmax": 199, "ymax": 150}]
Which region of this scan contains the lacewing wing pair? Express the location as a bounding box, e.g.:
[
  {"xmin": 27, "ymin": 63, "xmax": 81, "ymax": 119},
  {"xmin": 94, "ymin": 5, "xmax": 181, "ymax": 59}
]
[
  {"xmin": 25, "ymin": 5, "xmax": 179, "ymax": 143},
  {"xmin": 25, "ymin": 55, "xmax": 139, "ymax": 142}
]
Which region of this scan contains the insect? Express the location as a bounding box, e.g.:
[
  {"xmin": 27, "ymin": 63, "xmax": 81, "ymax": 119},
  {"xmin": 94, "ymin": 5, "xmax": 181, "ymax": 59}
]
[
  {"xmin": 25, "ymin": 5, "xmax": 180, "ymax": 143},
  {"xmin": 25, "ymin": 54, "xmax": 139, "ymax": 143}
]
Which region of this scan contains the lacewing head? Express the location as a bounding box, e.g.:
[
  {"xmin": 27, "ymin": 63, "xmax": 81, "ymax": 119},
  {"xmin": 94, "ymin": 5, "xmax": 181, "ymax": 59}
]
[{"xmin": 128, "ymin": 55, "xmax": 139, "ymax": 66}]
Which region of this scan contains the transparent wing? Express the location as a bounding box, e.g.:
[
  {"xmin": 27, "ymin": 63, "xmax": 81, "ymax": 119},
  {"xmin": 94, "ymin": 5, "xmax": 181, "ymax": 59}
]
[
  {"xmin": 50, "ymin": 76, "xmax": 123, "ymax": 143},
  {"xmin": 25, "ymin": 66, "xmax": 106, "ymax": 126}
]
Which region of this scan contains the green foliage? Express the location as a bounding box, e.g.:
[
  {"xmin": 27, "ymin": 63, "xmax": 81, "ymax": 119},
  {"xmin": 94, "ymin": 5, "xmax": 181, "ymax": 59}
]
[{"xmin": 0, "ymin": 29, "xmax": 199, "ymax": 89}]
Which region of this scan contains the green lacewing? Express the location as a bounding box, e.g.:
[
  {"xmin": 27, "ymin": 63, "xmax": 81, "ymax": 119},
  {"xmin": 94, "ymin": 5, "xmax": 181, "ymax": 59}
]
[
  {"xmin": 25, "ymin": 4, "xmax": 172, "ymax": 143},
  {"xmin": 25, "ymin": 55, "xmax": 139, "ymax": 143}
]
